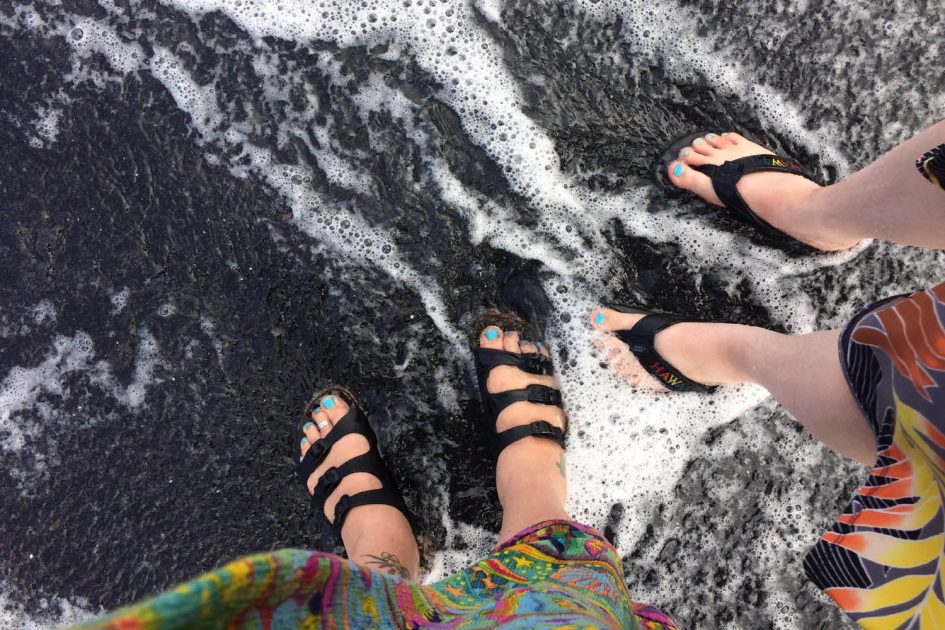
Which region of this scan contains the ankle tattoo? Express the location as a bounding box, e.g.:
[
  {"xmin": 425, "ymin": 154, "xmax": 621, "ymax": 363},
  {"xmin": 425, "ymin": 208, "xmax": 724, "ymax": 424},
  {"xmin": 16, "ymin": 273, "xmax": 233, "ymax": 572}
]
[
  {"xmin": 364, "ymin": 552, "xmax": 410, "ymax": 579},
  {"xmin": 916, "ymin": 143, "xmax": 945, "ymax": 190}
]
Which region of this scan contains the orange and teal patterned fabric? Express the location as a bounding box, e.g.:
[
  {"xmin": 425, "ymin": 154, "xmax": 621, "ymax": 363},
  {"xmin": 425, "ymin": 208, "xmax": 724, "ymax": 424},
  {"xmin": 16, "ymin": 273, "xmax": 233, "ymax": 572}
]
[
  {"xmin": 71, "ymin": 520, "xmax": 676, "ymax": 629},
  {"xmin": 805, "ymin": 282, "xmax": 945, "ymax": 628}
]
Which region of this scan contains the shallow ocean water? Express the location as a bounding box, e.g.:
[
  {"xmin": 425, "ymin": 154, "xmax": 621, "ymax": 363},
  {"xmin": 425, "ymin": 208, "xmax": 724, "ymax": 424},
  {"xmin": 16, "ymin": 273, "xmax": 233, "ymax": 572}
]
[{"xmin": 0, "ymin": 0, "xmax": 943, "ymax": 628}]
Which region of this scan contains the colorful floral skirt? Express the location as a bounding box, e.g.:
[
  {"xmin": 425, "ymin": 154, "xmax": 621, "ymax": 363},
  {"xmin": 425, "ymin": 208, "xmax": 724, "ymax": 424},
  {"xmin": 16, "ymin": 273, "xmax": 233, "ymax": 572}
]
[
  {"xmin": 804, "ymin": 281, "xmax": 945, "ymax": 628},
  {"xmin": 72, "ymin": 520, "xmax": 676, "ymax": 629}
]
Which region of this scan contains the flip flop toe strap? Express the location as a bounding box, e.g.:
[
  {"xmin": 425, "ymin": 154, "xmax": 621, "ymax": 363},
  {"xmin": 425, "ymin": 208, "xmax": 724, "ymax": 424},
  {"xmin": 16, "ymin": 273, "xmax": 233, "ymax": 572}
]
[
  {"xmin": 310, "ymin": 451, "xmax": 409, "ymax": 540},
  {"xmin": 614, "ymin": 314, "xmax": 714, "ymax": 394},
  {"xmin": 694, "ymin": 154, "xmax": 812, "ymax": 234}
]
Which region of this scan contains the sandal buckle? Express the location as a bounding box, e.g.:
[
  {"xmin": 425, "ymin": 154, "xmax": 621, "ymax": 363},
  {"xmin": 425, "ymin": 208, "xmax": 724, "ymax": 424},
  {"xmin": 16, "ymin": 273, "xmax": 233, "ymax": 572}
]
[
  {"xmin": 332, "ymin": 494, "xmax": 352, "ymax": 531},
  {"xmin": 528, "ymin": 421, "xmax": 558, "ymax": 438},
  {"xmin": 323, "ymin": 467, "xmax": 340, "ymax": 486},
  {"xmin": 523, "ymin": 354, "xmax": 550, "ymax": 374},
  {"xmin": 527, "ymin": 385, "xmax": 561, "ymax": 405}
]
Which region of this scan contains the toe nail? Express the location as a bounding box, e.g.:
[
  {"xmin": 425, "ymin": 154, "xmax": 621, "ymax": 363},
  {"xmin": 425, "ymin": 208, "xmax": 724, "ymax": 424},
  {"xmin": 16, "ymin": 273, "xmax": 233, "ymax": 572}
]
[
  {"xmin": 300, "ymin": 436, "xmax": 307, "ymax": 445},
  {"xmin": 707, "ymin": 133, "xmax": 715, "ymax": 139},
  {"xmin": 535, "ymin": 341, "xmax": 542, "ymax": 348},
  {"xmin": 303, "ymin": 422, "xmax": 313, "ymax": 431},
  {"xmin": 683, "ymin": 149, "xmax": 690, "ymax": 156},
  {"xmin": 672, "ymin": 163, "xmax": 683, "ymax": 177},
  {"xmin": 595, "ymin": 312, "xmax": 605, "ymax": 325},
  {"xmin": 299, "ymin": 455, "xmax": 304, "ymax": 462},
  {"xmin": 695, "ymin": 138, "xmax": 703, "ymax": 144},
  {"xmin": 322, "ymin": 396, "xmax": 335, "ymax": 410},
  {"xmin": 504, "ymin": 329, "xmax": 516, "ymax": 334},
  {"xmin": 311, "ymin": 406, "xmax": 320, "ymax": 417},
  {"xmin": 722, "ymin": 132, "xmax": 729, "ymax": 136},
  {"xmin": 485, "ymin": 328, "xmax": 500, "ymax": 340}
]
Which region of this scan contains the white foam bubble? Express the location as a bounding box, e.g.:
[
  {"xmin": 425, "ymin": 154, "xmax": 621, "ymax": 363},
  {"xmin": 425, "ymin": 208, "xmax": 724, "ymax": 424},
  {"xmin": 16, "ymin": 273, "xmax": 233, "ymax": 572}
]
[
  {"xmin": 29, "ymin": 105, "xmax": 63, "ymax": 148},
  {"xmin": 110, "ymin": 287, "xmax": 130, "ymax": 314},
  {"xmin": 90, "ymin": 328, "xmax": 162, "ymax": 409},
  {"xmin": 31, "ymin": 300, "xmax": 57, "ymax": 326}
]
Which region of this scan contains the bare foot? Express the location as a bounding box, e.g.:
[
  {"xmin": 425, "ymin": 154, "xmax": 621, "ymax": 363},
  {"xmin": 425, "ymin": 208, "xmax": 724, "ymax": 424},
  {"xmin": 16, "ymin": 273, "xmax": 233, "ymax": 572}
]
[{"xmin": 667, "ymin": 132, "xmax": 859, "ymax": 251}]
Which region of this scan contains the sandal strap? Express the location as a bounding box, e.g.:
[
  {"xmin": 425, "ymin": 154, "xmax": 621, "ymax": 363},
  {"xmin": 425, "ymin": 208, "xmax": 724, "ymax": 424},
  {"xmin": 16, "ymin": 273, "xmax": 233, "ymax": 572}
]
[
  {"xmin": 475, "ymin": 347, "xmax": 552, "ymax": 375},
  {"xmin": 310, "ymin": 451, "xmax": 409, "ymax": 540},
  {"xmin": 694, "ymin": 154, "xmax": 813, "ymax": 234},
  {"xmin": 296, "ymin": 407, "xmax": 376, "ymax": 483},
  {"xmin": 495, "ymin": 420, "xmax": 566, "ymax": 455},
  {"xmin": 332, "ymin": 488, "xmax": 410, "ymax": 541},
  {"xmin": 311, "ymin": 452, "xmax": 386, "ymax": 507},
  {"xmin": 613, "ymin": 313, "xmax": 713, "ymax": 393},
  {"xmin": 486, "ymin": 383, "xmax": 562, "ymax": 419}
]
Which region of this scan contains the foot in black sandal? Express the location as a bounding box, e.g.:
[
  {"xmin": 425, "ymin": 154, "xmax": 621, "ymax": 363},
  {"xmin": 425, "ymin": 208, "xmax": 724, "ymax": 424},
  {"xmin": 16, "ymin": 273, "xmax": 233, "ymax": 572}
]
[
  {"xmin": 657, "ymin": 131, "xmax": 858, "ymax": 251},
  {"xmin": 472, "ymin": 312, "xmax": 567, "ymax": 457},
  {"xmin": 474, "ymin": 312, "xmax": 570, "ymax": 540},
  {"xmin": 297, "ymin": 387, "xmax": 417, "ymax": 577},
  {"xmin": 589, "ymin": 306, "xmax": 719, "ymax": 393}
]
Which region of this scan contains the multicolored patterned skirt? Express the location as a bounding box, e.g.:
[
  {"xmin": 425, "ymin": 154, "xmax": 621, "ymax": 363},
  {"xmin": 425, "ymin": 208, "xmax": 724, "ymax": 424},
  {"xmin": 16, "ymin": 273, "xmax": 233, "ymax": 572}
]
[
  {"xmin": 804, "ymin": 281, "xmax": 945, "ymax": 628},
  {"xmin": 72, "ymin": 520, "xmax": 676, "ymax": 629}
]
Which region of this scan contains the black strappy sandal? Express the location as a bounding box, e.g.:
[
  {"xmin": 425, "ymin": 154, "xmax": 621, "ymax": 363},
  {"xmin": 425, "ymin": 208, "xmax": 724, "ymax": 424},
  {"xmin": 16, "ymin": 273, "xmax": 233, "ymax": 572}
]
[
  {"xmin": 471, "ymin": 311, "xmax": 567, "ymax": 456},
  {"xmin": 605, "ymin": 305, "xmax": 716, "ymax": 394},
  {"xmin": 296, "ymin": 386, "xmax": 411, "ymax": 542},
  {"xmin": 653, "ymin": 130, "xmax": 818, "ymax": 239}
]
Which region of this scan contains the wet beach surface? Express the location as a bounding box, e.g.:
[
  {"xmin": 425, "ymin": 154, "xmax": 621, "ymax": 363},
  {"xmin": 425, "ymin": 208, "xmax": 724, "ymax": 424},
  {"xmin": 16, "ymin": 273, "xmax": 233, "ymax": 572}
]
[{"xmin": 1, "ymin": 1, "xmax": 943, "ymax": 627}]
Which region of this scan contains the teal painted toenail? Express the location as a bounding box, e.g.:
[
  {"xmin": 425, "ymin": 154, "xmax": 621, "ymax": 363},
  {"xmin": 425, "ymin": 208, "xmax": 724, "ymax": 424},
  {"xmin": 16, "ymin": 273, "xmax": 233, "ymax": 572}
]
[
  {"xmin": 322, "ymin": 396, "xmax": 335, "ymax": 410},
  {"xmin": 303, "ymin": 422, "xmax": 313, "ymax": 431},
  {"xmin": 535, "ymin": 341, "xmax": 542, "ymax": 348},
  {"xmin": 485, "ymin": 328, "xmax": 499, "ymax": 340},
  {"xmin": 595, "ymin": 312, "xmax": 605, "ymax": 325},
  {"xmin": 708, "ymin": 133, "xmax": 715, "ymax": 139},
  {"xmin": 311, "ymin": 406, "xmax": 320, "ymax": 415},
  {"xmin": 673, "ymin": 164, "xmax": 683, "ymax": 177},
  {"xmin": 695, "ymin": 138, "xmax": 703, "ymax": 144},
  {"xmin": 683, "ymin": 150, "xmax": 690, "ymax": 156},
  {"xmin": 300, "ymin": 436, "xmax": 307, "ymax": 445}
]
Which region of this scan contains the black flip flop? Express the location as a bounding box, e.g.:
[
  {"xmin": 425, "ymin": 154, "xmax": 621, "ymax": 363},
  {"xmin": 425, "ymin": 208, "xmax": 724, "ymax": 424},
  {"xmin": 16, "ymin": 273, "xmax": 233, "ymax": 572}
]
[
  {"xmin": 605, "ymin": 305, "xmax": 715, "ymax": 394},
  {"xmin": 653, "ymin": 130, "xmax": 818, "ymax": 238},
  {"xmin": 471, "ymin": 311, "xmax": 567, "ymax": 456},
  {"xmin": 296, "ymin": 387, "xmax": 410, "ymax": 542}
]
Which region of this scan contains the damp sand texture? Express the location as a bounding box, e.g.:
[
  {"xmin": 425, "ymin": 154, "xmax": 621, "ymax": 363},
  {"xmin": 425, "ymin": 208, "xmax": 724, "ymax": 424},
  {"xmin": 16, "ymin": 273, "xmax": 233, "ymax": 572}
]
[{"xmin": 1, "ymin": 1, "xmax": 944, "ymax": 628}]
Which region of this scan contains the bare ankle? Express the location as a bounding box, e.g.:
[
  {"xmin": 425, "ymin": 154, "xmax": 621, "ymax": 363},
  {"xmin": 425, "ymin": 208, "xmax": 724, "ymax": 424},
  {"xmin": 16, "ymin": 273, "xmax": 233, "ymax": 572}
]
[
  {"xmin": 782, "ymin": 184, "xmax": 861, "ymax": 250},
  {"xmin": 654, "ymin": 323, "xmax": 769, "ymax": 386}
]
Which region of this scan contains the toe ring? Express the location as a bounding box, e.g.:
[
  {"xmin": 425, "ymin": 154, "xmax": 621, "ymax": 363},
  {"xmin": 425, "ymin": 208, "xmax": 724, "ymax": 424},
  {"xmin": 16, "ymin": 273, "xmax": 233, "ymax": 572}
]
[{"xmin": 317, "ymin": 420, "xmax": 330, "ymax": 429}]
